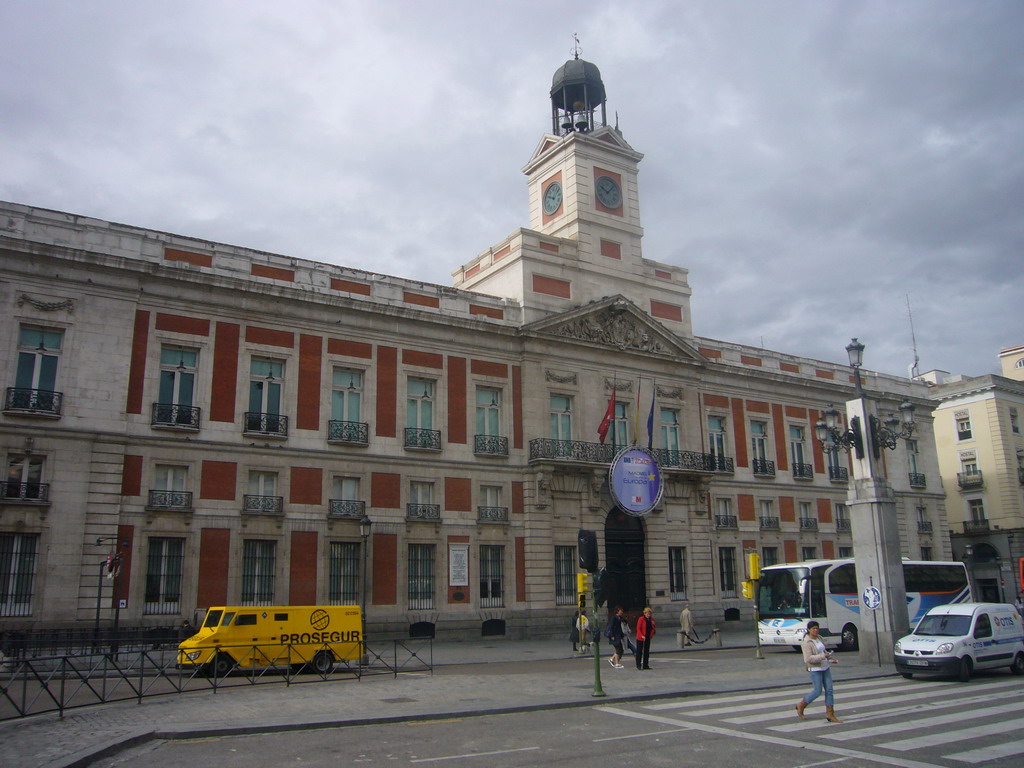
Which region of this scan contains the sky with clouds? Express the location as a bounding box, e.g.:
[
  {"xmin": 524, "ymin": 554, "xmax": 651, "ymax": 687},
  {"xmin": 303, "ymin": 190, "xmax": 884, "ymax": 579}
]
[{"xmin": 2, "ymin": 0, "xmax": 1021, "ymax": 380}]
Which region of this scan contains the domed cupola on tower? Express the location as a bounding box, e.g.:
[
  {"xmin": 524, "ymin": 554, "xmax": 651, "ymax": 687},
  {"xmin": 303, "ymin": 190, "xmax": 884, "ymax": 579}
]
[{"xmin": 550, "ymin": 55, "xmax": 607, "ymax": 135}]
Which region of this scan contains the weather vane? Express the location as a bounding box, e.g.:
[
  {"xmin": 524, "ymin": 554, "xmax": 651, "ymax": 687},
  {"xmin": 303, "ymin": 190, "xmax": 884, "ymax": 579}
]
[{"xmin": 572, "ymin": 32, "xmax": 581, "ymax": 60}]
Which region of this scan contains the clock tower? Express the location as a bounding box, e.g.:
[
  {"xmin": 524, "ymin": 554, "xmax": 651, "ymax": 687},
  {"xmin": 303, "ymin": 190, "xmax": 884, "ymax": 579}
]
[{"xmin": 454, "ymin": 54, "xmax": 693, "ymax": 335}]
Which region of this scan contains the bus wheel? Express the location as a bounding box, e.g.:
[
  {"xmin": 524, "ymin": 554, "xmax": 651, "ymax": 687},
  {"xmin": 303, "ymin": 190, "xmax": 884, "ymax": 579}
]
[
  {"xmin": 957, "ymin": 656, "xmax": 972, "ymax": 682},
  {"xmin": 1010, "ymin": 652, "xmax": 1024, "ymax": 676},
  {"xmin": 901, "ymin": 672, "xmax": 913, "ymax": 679},
  {"xmin": 839, "ymin": 624, "xmax": 859, "ymax": 652},
  {"xmin": 207, "ymin": 652, "xmax": 234, "ymax": 678},
  {"xmin": 312, "ymin": 650, "xmax": 334, "ymax": 674}
]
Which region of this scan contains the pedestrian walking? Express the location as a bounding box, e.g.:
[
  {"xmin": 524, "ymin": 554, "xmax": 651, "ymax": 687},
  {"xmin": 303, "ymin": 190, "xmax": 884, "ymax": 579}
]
[
  {"xmin": 679, "ymin": 603, "xmax": 694, "ymax": 646},
  {"xmin": 605, "ymin": 606, "xmax": 627, "ymax": 668},
  {"xmin": 635, "ymin": 606, "xmax": 655, "ymax": 670},
  {"xmin": 796, "ymin": 620, "xmax": 842, "ymax": 723},
  {"xmin": 576, "ymin": 611, "xmax": 591, "ymax": 654},
  {"xmin": 569, "ymin": 611, "xmax": 581, "ymax": 652}
]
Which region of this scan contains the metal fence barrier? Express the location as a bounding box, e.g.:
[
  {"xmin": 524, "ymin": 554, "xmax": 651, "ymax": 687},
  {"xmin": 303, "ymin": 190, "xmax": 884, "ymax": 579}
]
[{"xmin": 0, "ymin": 639, "xmax": 432, "ymax": 721}]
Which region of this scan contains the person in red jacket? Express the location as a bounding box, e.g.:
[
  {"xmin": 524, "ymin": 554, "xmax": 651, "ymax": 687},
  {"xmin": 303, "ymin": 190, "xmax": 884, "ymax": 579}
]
[{"xmin": 635, "ymin": 606, "xmax": 656, "ymax": 670}]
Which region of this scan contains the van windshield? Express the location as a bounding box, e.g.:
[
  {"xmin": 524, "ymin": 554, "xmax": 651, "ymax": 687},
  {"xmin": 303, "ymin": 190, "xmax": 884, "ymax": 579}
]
[
  {"xmin": 914, "ymin": 614, "xmax": 971, "ymax": 636},
  {"xmin": 202, "ymin": 610, "xmax": 223, "ymax": 629}
]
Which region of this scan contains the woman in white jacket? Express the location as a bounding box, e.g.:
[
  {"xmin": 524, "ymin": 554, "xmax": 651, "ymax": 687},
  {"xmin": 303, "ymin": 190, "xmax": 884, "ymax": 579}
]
[{"xmin": 796, "ymin": 621, "xmax": 842, "ymax": 723}]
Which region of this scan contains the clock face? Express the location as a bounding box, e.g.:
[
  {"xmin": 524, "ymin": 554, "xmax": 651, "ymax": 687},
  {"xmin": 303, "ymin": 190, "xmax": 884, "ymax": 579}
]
[
  {"xmin": 542, "ymin": 181, "xmax": 563, "ymax": 215},
  {"xmin": 595, "ymin": 175, "xmax": 622, "ymax": 209}
]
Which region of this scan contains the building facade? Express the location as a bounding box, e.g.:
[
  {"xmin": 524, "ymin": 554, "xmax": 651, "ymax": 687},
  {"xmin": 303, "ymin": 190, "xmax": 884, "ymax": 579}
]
[
  {"xmin": 926, "ymin": 346, "xmax": 1024, "ymax": 605},
  {"xmin": 0, "ymin": 58, "xmax": 950, "ymax": 640}
]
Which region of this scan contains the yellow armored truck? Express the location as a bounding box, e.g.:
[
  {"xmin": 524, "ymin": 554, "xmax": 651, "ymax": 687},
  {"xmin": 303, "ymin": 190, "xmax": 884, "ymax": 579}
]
[{"xmin": 178, "ymin": 605, "xmax": 362, "ymax": 675}]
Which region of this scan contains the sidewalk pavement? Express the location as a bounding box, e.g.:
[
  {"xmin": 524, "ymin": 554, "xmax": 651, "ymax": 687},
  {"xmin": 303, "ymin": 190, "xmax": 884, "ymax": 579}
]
[{"xmin": 1, "ymin": 626, "xmax": 895, "ymax": 768}]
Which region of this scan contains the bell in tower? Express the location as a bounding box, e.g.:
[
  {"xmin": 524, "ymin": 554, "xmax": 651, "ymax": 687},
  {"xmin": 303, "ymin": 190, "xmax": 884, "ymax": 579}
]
[{"xmin": 550, "ymin": 44, "xmax": 607, "ymax": 136}]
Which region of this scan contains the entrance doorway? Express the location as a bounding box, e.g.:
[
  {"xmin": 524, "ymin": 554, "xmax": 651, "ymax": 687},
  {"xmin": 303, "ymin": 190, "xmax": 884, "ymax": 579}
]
[{"xmin": 603, "ymin": 508, "xmax": 646, "ymax": 617}]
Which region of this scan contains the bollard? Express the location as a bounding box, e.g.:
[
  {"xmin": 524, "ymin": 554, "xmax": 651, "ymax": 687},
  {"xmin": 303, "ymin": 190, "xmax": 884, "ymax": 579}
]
[
  {"xmin": 712, "ymin": 627, "xmax": 722, "ymax": 648},
  {"xmin": 676, "ymin": 631, "xmax": 686, "ymax": 650}
]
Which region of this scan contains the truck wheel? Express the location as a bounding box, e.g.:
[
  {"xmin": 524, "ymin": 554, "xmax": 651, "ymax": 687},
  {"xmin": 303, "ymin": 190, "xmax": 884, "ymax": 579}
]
[
  {"xmin": 1010, "ymin": 652, "xmax": 1024, "ymax": 676},
  {"xmin": 839, "ymin": 624, "xmax": 859, "ymax": 652},
  {"xmin": 957, "ymin": 656, "xmax": 973, "ymax": 682},
  {"xmin": 312, "ymin": 650, "xmax": 334, "ymax": 674},
  {"xmin": 207, "ymin": 652, "xmax": 234, "ymax": 678}
]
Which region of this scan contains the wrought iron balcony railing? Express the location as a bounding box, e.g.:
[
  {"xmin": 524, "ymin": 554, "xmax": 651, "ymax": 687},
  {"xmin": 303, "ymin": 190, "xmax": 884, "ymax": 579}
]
[
  {"xmin": 146, "ymin": 490, "xmax": 193, "ymax": 511},
  {"xmin": 836, "ymin": 518, "xmax": 851, "ymax": 532},
  {"xmin": 752, "ymin": 458, "xmax": 775, "ymax": 477},
  {"xmin": 4, "ymin": 387, "xmax": 63, "ymax": 416},
  {"xmin": 799, "ymin": 517, "xmax": 819, "ymax": 531},
  {"xmin": 828, "ymin": 466, "xmax": 849, "ymax": 483},
  {"xmin": 407, "ymin": 503, "xmax": 440, "ymax": 520},
  {"xmin": 477, "ymin": 506, "xmax": 509, "ymax": 523},
  {"xmin": 654, "ymin": 448, "xmax": 720, "ymax": 472},
  {"xmin": 908, "ymin": 472, "xmax": 926, "ymax": 488},
  {"xmin": 706, "ymin": 454, "xmax": 735, "ymax": 473},
  {"xmin": 327, "ymin": 420, "xmax": 369, "ymax": 445},
  {"xmin": 1, "ymin": 482, "xmax": 50, "ymax": 503},
  {"xmin": 917, "ymin": 520, "xmax": 933, "ymax": 533},
  {"xmin": 715, "ymin": 514, "xmax": 738, "ymax": 529},
  {"xmin": 957, "ymin": 471, "xmax": 983, "ymax": 489},
  {"xmin": 328, "ymin": 499, "xmax": 366, "ymax": 519},
  {"xmin": 529, "ymin": 438, "xmax": 615, "ymax": 463},
  {"xmin": 244, "ymin": 412, "xmax": 288, "ymax": 437},
  {"xmin": 474, "ymin": 434, "xmax": 509, "ymax": 456},
  {"xmin": 404, "ymin": 428, "xmax": 442, "ymax": 451},
  {"xmin": 793, "ymin": 463, "xmax": 814, "ymax": 480},
  {"xmin": 242, "ymin": 494, "xmax": 284, "ymax": 515},
  {"xmin": 759, "ymin": 516, "xmax": 779, "ymax": 530},
  {"xmin": 964, "ymin": 519, "xmax": 990, "ymax": 534},
  {"xmin": 151, "ymin": 402, "xmax": 201, "ymax": 430}
]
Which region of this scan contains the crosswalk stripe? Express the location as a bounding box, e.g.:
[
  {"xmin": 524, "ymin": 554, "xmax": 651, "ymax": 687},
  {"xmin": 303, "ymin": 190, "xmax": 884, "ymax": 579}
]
[
  {"xmin": 878, "ymin": 715, "xmax": 1024, "ymax": 750},
  {"xmin": 945, "ymin": 738, "xmax": 1024, "ymax": 764},
  {"xmin": 818, "ymin": 699, "xmax": 1024, "ymax": 741}
]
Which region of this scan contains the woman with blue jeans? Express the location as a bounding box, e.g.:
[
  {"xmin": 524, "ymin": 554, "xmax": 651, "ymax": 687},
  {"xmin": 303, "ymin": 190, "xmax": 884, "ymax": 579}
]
[{"xmin": 796, "ymin": 621, "xmax": 842, "ymax": 723}]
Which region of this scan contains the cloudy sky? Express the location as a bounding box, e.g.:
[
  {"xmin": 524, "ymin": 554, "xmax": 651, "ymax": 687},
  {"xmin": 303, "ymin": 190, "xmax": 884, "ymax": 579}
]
[{"xmin": 2, "ymin": 1, "xmax": 1021, "ymax": 379}]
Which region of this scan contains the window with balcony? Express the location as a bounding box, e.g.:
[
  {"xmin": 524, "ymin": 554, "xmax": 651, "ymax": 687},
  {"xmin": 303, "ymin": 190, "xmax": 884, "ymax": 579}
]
[
  {"xmin": 408, "ymin": 543, "xmax": 435, "ymax": 610},
  {"xmin": 715, "ymin": 497, "xmax": 737, "ymax": 529},
  {"xmin": 759, "ymin": 499, "xmax": 778, "ymax": 530},
  {"xmin": 707, "ymin": 415, "xmax": 732, "ymax": 472},
  {"xmin": 1010, "ymin": 407, "xmax": 1020, "ymax": 435},
  {"xmin": 8, "ymin": 326, "xmax": 64, "ymax": 415},
  {"xmin": 790, "ymin": 425, "xmax": 812, "ymax": 479},
  {"xmin": 761, "ymin": 546, "xmax": 778, "ymax": 567},
  {"xmin": 827, "ymin": 448, "xmax": 848, "ymax": 482},
  {"xmin": 246, "ymin": 359, "xmax": 286, "ymax": 436},
  {"xmin": 956, "ymin": 414, "xmax": 972, "ymax": 441},
  {"xmin": 474, "ymin": 387, "xmax": 507, "ymax": 455},
  {"xmin": 916, "ymin": 505, "xmax": 932, "ymax": 534},
  {"xmin": 144, "ymin": 537, "xmax": 183, "ymax": 615},
  {"xmin": 965, "ymin": 498, "xmax": 987, "ymax": 533},
  {"xmin": 478, "ymin": 484, "xmax": 507, "ymax": 522},
  {"xmin": 612, "ymin": 400, "xmax": 629, "ymax": 447},
  {"xmin": 718, "ymin": 547, "xmax": 737, "ymax": 597},
  {"xmin": 329, "ymin": 476, "xmax": 363, "ymax": 518},
  {"xmin": 669, "ymin": 547, "xmax": 687, "ymax": 599},
  {"xmin": 906, "ymin": 439, "xmax": 925, "ymax": 487},
  {"xmin": 920, "ymin": 546, "xmax": 932, "ymax": 561},
  {"xmin": 149, "ymin": 464, "xmax": 191, "ymax": 511},
  {"xmin": 660, "ymin": 408, "xmax": 680, "ymax": 452},
  {"xmin": 241, "ymin": 539, "xmax": 276, "ymax": 606},
  {"xmin": 479, "ymin": 545, "xmax": 504, "ymax": 608},
  {"xmin": 328, "ymin": 541, "xmax": 359, "ymax": 605},
  {"xmin": 958, "ymin": 459, "xmax": 983, "ymax": 488},
  {"xmin": 801, "ymin": 546, "xmax": 818, "ymax": 561},
  {"xmin": 799, "ymin": 501, "xmax": 817, "ymax": 531},
  {"xmin": 750, "ymin": 421, "xmax": 774, "ymax": 476},
  {"xmin": 0, "ymin": 532, "xmax": 39, "ymax": 617},
  {"xmin": 405, "ymin": 378, "xmax": 439, "ymax": 449},
  {"xmin": 153, "ymin": 346, "xmax": 200, "ymax": 429},
  {"xmin": 329, "ymin": 368, "xmax": 367, "ymax": 444},
  {"xmin": 835, "ymin": 503, "xmax": 850, "ymax": 532},
  {"xmin": 555, "ymin": 545, "xmax": 576, "ymax": 605},
  {"xmin": 408, "ymin": 480, "xmax": 439, "ymax": 520},
  {"xmin": 4, "ymin": 454, "xmax": 48, "ymax": 503},
  {"xmin": 244, "ymin": 471, "xmax": 283, "ymax": 514}
]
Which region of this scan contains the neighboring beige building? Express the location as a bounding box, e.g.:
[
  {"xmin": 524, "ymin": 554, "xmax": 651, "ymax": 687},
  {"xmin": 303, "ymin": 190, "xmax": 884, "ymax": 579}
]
[
  {"xmin": 925, "ymin": 348, "xmax": 1024, "ymax": 604},
  {"xmin": 0, "ymin": 56, "xmax": 950, "ymax": 641}
]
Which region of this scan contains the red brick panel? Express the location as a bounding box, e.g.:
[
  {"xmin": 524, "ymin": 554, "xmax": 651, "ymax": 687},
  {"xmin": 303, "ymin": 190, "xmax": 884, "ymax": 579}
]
[
  {"xmin": 515, "ymin": 536, "xmax": 526, "ymax": 603},
  {"xmin": 375, "ymin": 346, "xmax": 397, "ymax": 438},
  {"xmin": 155, "ymin": 313, "xmax": 210, "ymax": 336},
  {"xmin": 815, "ymin": 369, "xmax": 835, "ymax": 380},
  {"xmin": 470, "ymin": 360, "xmax": 508, "ymax": 378},
  {"xmin": 699, "ymin": 347, "xmax": 722, "ymax": 359},
  {"xmin": 512, "ymin": 481, "xmax": 524, "ymax": 514},
  {"xmin": 741, "ymin": 355, "xmax": 762, "ymax": 366},
  {"xmin": 822, "ymin": 540, "xmax": 836, "ymax": 559},
  {"xmin": 210, "ymin": 322, "xmax": 240, "ymax": 422},
  {"xmin": 785, "ymin": 405, "xmax": 807, "ymax": 419},
  {"xmin": 464, "ymin": 264, "xmax": 481, "ymax": 279},
  {"xmin": 447, "ymin": 356, "xmax": 467, "ymax": 444},
  {"xmin": 296, "ymin": 334, "xmax": 322, "ymax": 431},
  {"xmin": 403, "ymin": 291, "xmax": 440, "ymax": 309},
  {"xmin": 289, "ymin": 531, "xmax": 318, "ymax": 604},
  {"xmin": 371, "ymin": 472, "xmax": 401, "ymax": 509},
  {"xmin": 327, "ymin": 338, "xmax": 373, "ymax": 358},
  {"xmin": 512, "ymin": 365, "xmax": 524, "ymax": 449},
  {"xmin": 245, "ymin": 326, "xmax": 294, "ymax": 348},
  {"xmin": 538, "ymin": 242, "xmax": 559, "ymax": 253},
  {"xmin": 251, "ymin": 264, "xmax": 295, "ymax": 282},
  {"xmin": 780, "ymin": 362, "xmax": 800, "ymax": 374},
  {"xmin": 731, "ymin": 398, "xmax": 748, "ymax": 467},
  {"xmin": 444, "ymin": 477, "xmax": 472, "ymax": 512},
  {"xmin": 779, "ymin": 496, "xmax": 795, "ymax": 523},
  {"xmin": 772, "ymin": 404, "xmax": 788, "ymax": 471},
  {"xmin": 200, "ymin": 461, "xmax": 237, "ymax": 500},
  {"xmin": 654, "ymin": 269, "xmax": 672, "ymax": 280},
  {"xmin": 469, "ymin": 304, "xmax": 503, "ymax": 320},
  {"xmin": 126, "ymin": 310, "xmax": 150, "ymax": 415},
  {"xmin": 738, "ymin": 494, "xmax": 755, "ymax": 521},
  {"xmin": 600, "ymin": 239, "xmax": 621, "ymax": 259},
  {"xmin": 164, "ymin": 247, "xmax": 212, "ymax": 267},
  {"xmin": 403, "ymin": 349, "xmax": 443, "ymax": 369},
  {"xmin": 817, "ymin": 497, "xmax": 833, "ymax": 524},
  {"xmin": 704, "ymin": 394, "xmax": 729, "ymax": 408},
  {"xmin": 747, "ymin": 400, "xmax": 770, "ymax": 413},
  {"xmin": 197, "ymin": 528, "xmax": 231, "ymax": 608},
  {"xmin": 290, "ymin": 467, "xmax": 322, "ymax": 505},
  {"xmin": 121, "ymin": 455, "xmax": 143, "ymax": 497},
  {"xmin": 532, "ymin": 274, "xmax": 571, "ymax": 298},
  {"xmin": 372, "ymin": 532, "xmax": 397, "ymax": 605},
  {"xmin": 650, "ymin": 300, "xmax": 682, "ymax": 322},
  {"xmin": 113, "ymin": 524, "xmax": 134, "ymax": 605},
  {"xmin": 330, "ymin": 278, "xmax": 371, "ymax": 295},
  {"xmin": 783, "ymin": 540, "xmax": 798, "ymax": 563},
  {"xmin": 493, "ymin": 245, "xmax": 510, "ymax": 261}
]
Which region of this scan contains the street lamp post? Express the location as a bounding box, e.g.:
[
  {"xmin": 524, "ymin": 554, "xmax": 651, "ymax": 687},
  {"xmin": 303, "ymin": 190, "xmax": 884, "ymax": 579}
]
[
  {"xmin": 815, "ymin": 339, "xmax": 917, "ymax": 665},
  {"xmin": 93, "ymin": 536, "xmax": 127, "ymax": 654},
  {"xmin": 359, "ymin": 515, "xmax": 372, "ymax": 618}
]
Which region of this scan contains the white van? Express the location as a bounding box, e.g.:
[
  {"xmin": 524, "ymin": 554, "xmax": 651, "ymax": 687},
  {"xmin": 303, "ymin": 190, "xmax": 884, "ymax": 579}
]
[{"xmin": 894, "ymin": 602, "xmax": 1024, "ymax": 681}]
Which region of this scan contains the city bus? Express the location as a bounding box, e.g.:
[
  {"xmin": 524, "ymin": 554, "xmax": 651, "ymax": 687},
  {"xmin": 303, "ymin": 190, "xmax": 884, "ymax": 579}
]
[{"xmin": 757, "ymin": 559, "xmax": 971, "ymax": 651}]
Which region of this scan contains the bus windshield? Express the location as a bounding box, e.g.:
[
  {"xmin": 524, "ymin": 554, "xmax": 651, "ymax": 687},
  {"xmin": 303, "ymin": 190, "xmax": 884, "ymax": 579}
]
[{"xmin": 758, "ymin": 567, "xmax": 809, "ymax": 618}]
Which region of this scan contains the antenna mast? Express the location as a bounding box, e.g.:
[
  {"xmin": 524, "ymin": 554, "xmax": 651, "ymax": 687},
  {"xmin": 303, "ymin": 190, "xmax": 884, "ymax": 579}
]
[{"xmin": 906, "ymin": 294, "xmax": 920, "ymax": 379}]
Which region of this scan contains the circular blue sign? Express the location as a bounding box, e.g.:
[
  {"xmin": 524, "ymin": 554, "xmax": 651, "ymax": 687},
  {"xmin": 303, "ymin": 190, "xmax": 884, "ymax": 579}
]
[
  {"xmin": 609, "ymin": 446, "xmax": 663, "ymax": 517},
  {"xmin": 862, "ymin": 586, "xmax": 882, "ymax": 611}
]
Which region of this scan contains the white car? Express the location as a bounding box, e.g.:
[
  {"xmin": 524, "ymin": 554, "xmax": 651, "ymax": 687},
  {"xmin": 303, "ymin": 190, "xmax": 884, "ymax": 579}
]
[{"xmin": 894, "ymin": 602, "xmax": 1024, "ymax": 681}]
